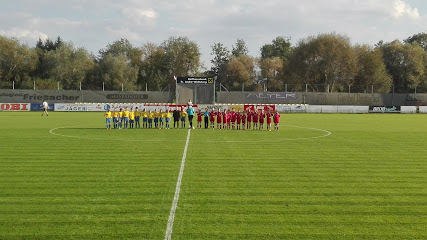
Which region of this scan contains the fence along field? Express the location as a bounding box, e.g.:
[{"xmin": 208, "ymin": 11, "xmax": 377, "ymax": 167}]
[{"xmin": 0, "ymin": 112, "xmax": 427, "ymax": 239}]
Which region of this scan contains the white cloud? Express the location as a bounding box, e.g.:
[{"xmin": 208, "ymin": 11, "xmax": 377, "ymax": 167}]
[
  {"xmin": 392, "ymin": 0, "xmax": 420, "ymax": 19},
  {"xmin": 0, "ymin": 28, "xmax": 48, "ymax": 42}
]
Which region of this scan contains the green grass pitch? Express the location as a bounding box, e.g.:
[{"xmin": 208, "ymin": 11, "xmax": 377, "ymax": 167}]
[{"xmin": 0, "ymin": 112, "xmax": 426, "ymax": 239}]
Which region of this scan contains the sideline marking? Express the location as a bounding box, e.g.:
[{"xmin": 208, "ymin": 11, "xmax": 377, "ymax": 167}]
[
  {"xmin": 165, "ymin": 129, "xmax": 191, "ymax": 240},
  {"xmin": 224, "ymin": 125, "xmax": 332, "ymax": 142}
]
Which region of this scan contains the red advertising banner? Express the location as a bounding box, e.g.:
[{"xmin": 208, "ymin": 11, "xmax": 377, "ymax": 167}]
[{"xmin": 243, "ymin": 105, "xmax": 275, "ymax": 112}]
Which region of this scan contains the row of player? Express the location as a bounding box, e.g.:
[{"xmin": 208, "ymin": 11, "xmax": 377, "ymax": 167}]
[{"xmin": 104, "ymin": 107, "xmax": 281, "ymax": 131}]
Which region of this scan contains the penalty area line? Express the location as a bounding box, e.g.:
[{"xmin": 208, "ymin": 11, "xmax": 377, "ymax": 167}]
[{"xmin": 165, "ymin": 128, "xmax": 191, "ymax": 240}]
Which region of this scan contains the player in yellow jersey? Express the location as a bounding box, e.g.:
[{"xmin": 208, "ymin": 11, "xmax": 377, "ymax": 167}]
[
  {"xmin": 123, "ymin": 107, "xmax": 130, "ymax": 129},
  {"xmin": 164, "ymin": 109, "xmax": 172, "ymax": 129},
  {"xmin": 147, "ymin": 110, "xmax": 154, "ymax": 128},
  {"xmin": 105, "ymin": 109, "xmax": 112, "ymax": 129},
  {"xmin": 153, "ymin": 109, "xmax": 160, "ymax": 128},
  {"xmin": 180, "ymin": 108, "xmax": 187, "ymax": 128},
  {"xmin": 112, "ymin": 108, "xmax": 119, "ymax": 129},
  {"xmin": 129, "ymin": 107, "xmax": 135, "ymax": 129},
  {"xmin": 159, "ymin": 109, "xmax": 165, "ymax": 129},
  {"xmin": 141, "ymin": 108, "xmax": 148, "ymax": 128},
  {"xmin": 134, "ymin": 107, "xmax": 141, "ymax": 128},
  {"xmin": 118, "ymin": 108, "xmax": 124, "ymax": 129}
]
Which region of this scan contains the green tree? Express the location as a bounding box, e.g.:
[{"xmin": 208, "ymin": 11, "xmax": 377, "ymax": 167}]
[
  {"xmin": 140, "ymin": 42, "xmax": 169, "ymax": 91},
  {"xmin": 161, "ymin": 36, "xmax": 201, "ymax": 84},
  {"xmin": 231, "ymin": 39, "xmax": 249, "ymax": 57},
  {"xmin": 286, "ymin": 33, "xmax": 357, "ymax": 92},
  {"xmin": 97, "ymin": 53, "xmax": 138, "ymax": 91},
  {"xmin": 353, "ymin": 45, "xmax": 392, "ymax": 93},
  {"xmin": 99, "ymin": 38, "xmax": 143, "ymax": 68},
  {"xmin": 259, "ymin": 57, "xmax": 284, "ymax": 91},
  {"xmin": 226, "ymin": 55, "xmax": 255, "ymax": 90},
  {"xmin": 210, "ymin": 42, "xmax": 230, "ymax": 84},
  {"xmin": 380, "ymin": 40, "xmax": 425, "ymax": 92},
  {"xmin": 44, "ymin": 42, "xmax": 94, "ymax": 90},
  {"xmin": 0, "ymin": 36, "xmax": 38, "ymax": 88},
  {"xmin": 404, "ymin": 32, "xmax": 427, "ymax": 52},
  {"xmin": 260, "ymin": 36, "xmax": 292, "ymax": 61}
]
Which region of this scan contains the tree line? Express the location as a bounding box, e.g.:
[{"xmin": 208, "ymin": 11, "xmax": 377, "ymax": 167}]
[{"xmin": 0, "ymin": 32, "xmax": 426, "ymax": 93}]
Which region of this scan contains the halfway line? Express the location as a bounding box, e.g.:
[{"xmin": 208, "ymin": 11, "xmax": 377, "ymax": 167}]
[{"xmin": 165, "ymin": 129, "xmax": 191, "ymax": 240}]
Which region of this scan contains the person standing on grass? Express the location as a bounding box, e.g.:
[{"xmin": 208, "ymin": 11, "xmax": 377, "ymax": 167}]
[
  {"xmin": 204, "ymin": 108, "xmax": 210, "ymax": 129},
  {"xmin": 274, "ymin": 110, "xmax": 281, "ymax": 131},
  {"xmin": 252, "ymin": 110, "xmax": 259, "ymax": 130},
  {"xmin": 41, "ymin": 100, "xmax": 49, "ymax": 116},
  {"xmin": 165, "ymin": 109, "xmax": 172, "ymax": 129},
  {"xmin": 134, "ymin": 107, "xmax": 141, "ymax": 128},
  {"xmin": 180, "ymin": 108, "xmax": 187, "ymax": 128},
  {"xmin": 142, "ymin": 108, "xmax": 148, "ymax": 128},
  {"xmin": 123, "ymin": 107, "xmax": 130, "ymax": 129},
  {"xmin": 186, "ymin": 106, "xmax": 194, "ymax": 129},
  {"xmin": 216, "ymin": 109, "xmax": 223, "ymax": 130},
  {"xmin": 266, "ymin": 110, "xmax": 273, "ymax": 131},
  {"xmin": 173, "ymin": 108, "xmax": 180, "ymax": 128},
  {"xmin": 247, "ymin": 109, "xmax": 252, "ymax": 130},
  {"xmin": 197, "ymin": 109, "xmax": 203, "ymax": 129},
  {"xmin": 105, "ymin": 109, "xmax": 112, "ymax": 130},
  {"xmin": 242, "ymin": 111, "xmax": 247, "ymax": 130},
  {"xmin": 147, "ymin": 110, "xmax": 154, "ymax": 128},
  {"xmin": 209, "ymin": 107, "xmax": 216, "ymax": 129},
  {"xmin": 159, "ymin": 109, "xmax": 165, "ymax": 129},
  {"xmin": 118, "ymin": 108, "xmax": 123, "ymax": 129},
  {"xmin": 129, "ymin": 108, "xmax": 135, "ymax": 129},
  {"xmin": 153, "ymin": 109, "xmax": 160, "ymax": 129},
  {"xmin": 259, "ymin": 110, "xmax": 265, "ymax": 130},
  {"xmin": 236, "ymin": 110, "xmax": 242, "ymax": 130}
]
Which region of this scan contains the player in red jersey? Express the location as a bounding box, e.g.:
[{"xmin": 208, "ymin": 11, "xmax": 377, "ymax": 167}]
[
  {"xmin": 252, "ymin": 110, "xmax": 259, "ymax": 130},
  {"xmin": 209, "ymin": 107, "xmax": 216, "ymax": 129},
  {"xmin": 241, "ymin": 111, "xmax": 247, "ymax": 130},
  {"xmin": 246, "ymin": 109, "xmax": 252, "ymax": 130},
  {"xmin": 266, "ymin": 110, "xmax": 273, "ymax": 131},
  {"xmin": 197, "ymin": 109, "xmax": 203, "ymax": 128},
  {"xmin": 259, "ymin": 110, "xmax": 265, "ymax": 130},
  {"xmin": 273, "ymin": 110, "xmax": 281, "ymax": 131},
  {"xmin": 229, "ymin": 110, "xmax": 236, "ymax": 129},
  {"xmin": 236, "ymin": 110, "xmax": 242, "ymax": 130},
  {"xmin": 223, "ymin": 109, "xmax": 228, "ymax": 130},
  {"xmin": 216, "ymin": 109, "xmax": 223, "ymax": 129}
]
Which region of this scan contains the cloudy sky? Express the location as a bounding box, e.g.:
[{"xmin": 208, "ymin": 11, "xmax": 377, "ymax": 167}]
[{"xmin": 1, "ymin": 0, "xmax": 426, "ymax": 68}]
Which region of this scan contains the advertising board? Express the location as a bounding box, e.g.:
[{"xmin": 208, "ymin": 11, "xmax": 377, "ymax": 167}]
[
  {"xmin": 369, "ymin": 106, "xmax": 401, "ymax": 113},
  {"xmin": 54, "ymin": 103, "xmax": 87, "ymax": 112},
  {"xmin": 0, "ymin": 103, "xmax": 31, "ymax": 111},
  {"xmin": 31, "ymin": 103, "xmax": 55, "ymax": 111}
]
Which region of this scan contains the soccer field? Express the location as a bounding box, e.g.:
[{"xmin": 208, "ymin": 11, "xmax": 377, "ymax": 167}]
[{"xmin": 1, "ymin": 112, "xmax": 426, "ymax": 239}]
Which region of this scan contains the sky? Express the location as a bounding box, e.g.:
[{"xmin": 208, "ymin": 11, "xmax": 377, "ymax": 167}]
[{"xmin": 0, "ymin": 0, "xmax": 426, "ymax": 69}]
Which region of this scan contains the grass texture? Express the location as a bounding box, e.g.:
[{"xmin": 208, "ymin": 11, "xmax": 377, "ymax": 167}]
[{"xmin": 0, "ymin": 112, "xmax": 426, "ymax": 239}]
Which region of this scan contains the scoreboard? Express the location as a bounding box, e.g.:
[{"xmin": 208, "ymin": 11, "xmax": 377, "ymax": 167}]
[{"xmin": 177, "ymin": 77, "xmax": 214, "ymax": 84}]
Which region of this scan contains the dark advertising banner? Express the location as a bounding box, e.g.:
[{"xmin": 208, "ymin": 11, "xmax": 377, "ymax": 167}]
[
  {"xmin": 31, "ymin": 103, "xmax": 55, "ymax": 111},
  {"xmin": 369, "ymin": 106, "xmax": 401, "ymax": 113},
  {"xmin": 0, "ymin": 90, "xmax": 173, "ymax": 103},
  {"xmin": 177, "ymin": 77, "xmax": 214, "ymax": 84}
]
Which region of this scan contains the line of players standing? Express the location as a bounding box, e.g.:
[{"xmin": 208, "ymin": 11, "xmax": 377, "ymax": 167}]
[
  {"xmin": 105, "ymin": 107, "xmax": 281, "ymax": 131},
  {"xmin": 201, "ymin": 108, "xmax": 281, "ymax": 131}
]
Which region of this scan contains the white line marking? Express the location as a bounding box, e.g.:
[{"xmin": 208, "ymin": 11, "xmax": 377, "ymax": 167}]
[
  {"xmin": 49, "ymin": 125, "xmax": 170, "ymax": 142},
  {"xmin": 224, "ymin": 125, "xmax": 332, "ymax": 142},
  {"xmin": 165, "ymin": 129, "xmax": 191, "ymax": 240}
]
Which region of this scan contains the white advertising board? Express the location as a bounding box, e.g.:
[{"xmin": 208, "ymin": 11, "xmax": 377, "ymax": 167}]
[
  {"xmin": 400, "ymin": 106, "xmax": 417, "ymax": 113},
  {"xmin": 337, "ymin": 106, "xmax": 369, "ymax": 113},
  {"xmin": 275, "ymin": 105, "xmax": 307, "ymax": 113},
  {"xmin": 54, "ymin": 103, "xmax": 87, "ymax": 112},
  {"xmin": 419, "ymin": 106, "xmax": 427, "ymax": 113}
]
